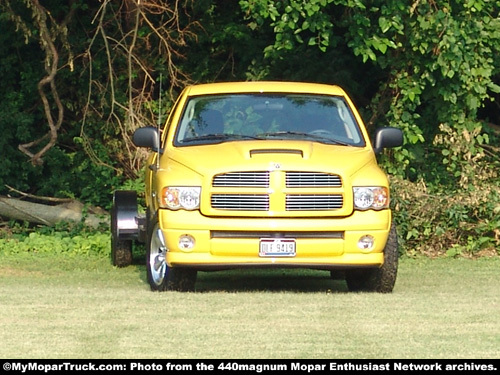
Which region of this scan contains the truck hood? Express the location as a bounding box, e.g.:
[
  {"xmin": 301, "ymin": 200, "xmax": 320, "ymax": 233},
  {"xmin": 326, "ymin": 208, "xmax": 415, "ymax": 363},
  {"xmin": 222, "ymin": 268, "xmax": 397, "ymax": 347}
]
[{"xmin": 165, "ymin": 140, "xmax": 375, "ymax": 179}]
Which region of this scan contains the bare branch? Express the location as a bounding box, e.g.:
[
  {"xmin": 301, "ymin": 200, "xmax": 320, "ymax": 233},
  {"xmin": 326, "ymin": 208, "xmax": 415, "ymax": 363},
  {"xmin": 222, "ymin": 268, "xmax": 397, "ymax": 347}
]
[
  {"xmin": 80, "ymin": 0, "xmax": 199, "ymax": 178},
  {"xmin": 16, "ymin": 0, "xmax": 74, "ymax": 165}
]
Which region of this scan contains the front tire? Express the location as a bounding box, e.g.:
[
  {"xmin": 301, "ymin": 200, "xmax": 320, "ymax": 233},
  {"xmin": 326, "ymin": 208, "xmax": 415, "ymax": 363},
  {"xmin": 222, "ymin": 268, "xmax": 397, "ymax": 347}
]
[
  {"xmin": 146, "ymin": 217, "xmax": 197, "ymax": 292},
  {"xmin": 345, "ymin": 221, "xmax": 399, "ymax": 293}
]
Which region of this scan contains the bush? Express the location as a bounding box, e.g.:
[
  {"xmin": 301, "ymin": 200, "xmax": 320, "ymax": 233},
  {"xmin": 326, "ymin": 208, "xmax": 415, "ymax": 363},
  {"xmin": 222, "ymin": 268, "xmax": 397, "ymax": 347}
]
[
  {"xmin": 0, "ymin": 229, "xmax": 110, "ymax": 258},
  {"xmin": 391, "ymin": 176, "xmax": 500, "ymax": 258}
]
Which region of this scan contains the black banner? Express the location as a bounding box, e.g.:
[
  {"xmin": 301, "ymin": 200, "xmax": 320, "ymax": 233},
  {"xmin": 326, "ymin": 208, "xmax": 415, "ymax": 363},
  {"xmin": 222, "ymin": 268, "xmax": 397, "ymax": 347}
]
[{"xmin": 1, "ymin": 360, "xmax": 498, "ymax": 374}]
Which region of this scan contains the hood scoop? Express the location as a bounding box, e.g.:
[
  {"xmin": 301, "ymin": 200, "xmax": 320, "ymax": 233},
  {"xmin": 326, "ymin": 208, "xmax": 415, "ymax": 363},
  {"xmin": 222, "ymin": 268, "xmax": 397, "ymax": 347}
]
[{"xmin": 250, "ymin": 149, "xmax": 303, "ymax": 158}]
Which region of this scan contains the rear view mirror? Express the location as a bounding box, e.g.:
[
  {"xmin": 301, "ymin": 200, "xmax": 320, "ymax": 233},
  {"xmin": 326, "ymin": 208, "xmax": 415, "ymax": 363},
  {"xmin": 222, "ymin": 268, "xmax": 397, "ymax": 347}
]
[
  {"xmin": 133, "ymin": 126, "xmax": 162, "ymax": 152},
  {"xmin": 373, "ymin": 127, "xmax": 403, "ymax": 154}
]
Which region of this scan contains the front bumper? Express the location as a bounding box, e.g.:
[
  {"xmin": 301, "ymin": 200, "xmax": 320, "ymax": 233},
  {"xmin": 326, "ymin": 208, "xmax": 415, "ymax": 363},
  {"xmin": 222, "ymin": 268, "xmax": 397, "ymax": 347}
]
[{"xmin": 158, "ymin": 209, "xmax": 391, "ymax": 270}]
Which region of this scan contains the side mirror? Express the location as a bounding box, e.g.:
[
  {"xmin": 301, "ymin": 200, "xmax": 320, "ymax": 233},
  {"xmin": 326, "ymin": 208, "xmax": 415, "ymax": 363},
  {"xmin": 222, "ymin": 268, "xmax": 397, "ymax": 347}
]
[
  {"xmin": 133, "ymin": 126, "xmax": 162, "ymax": 152},
  {"xmin": 373, "ymin": 127, "xmax": 403, "ymax": 154}
]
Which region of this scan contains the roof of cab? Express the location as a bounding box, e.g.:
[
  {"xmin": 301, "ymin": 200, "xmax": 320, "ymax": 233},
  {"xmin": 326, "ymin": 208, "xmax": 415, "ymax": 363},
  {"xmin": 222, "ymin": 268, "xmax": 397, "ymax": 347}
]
[{"xmin": 182, "ymin": 81, "xmax": 347, "ymax": 97}]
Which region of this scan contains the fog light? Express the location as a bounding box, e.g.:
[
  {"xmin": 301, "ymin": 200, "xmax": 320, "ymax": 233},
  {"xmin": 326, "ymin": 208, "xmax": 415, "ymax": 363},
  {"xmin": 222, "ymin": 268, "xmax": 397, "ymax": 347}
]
[
  {"xmin": 358, "ymin": 235, "xmax": 375, "ymax": 250},
  {"xmin": 179, "ymin": 234, "xmax": 195, "ymax": 250}
]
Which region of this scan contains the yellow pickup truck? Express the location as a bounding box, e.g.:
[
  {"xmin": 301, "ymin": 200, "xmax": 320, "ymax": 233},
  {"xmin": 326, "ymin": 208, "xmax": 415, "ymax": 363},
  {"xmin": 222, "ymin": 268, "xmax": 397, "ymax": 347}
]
[{"xmin": 111, "ymin": 81, "xmax": 403, "ymax": 292}]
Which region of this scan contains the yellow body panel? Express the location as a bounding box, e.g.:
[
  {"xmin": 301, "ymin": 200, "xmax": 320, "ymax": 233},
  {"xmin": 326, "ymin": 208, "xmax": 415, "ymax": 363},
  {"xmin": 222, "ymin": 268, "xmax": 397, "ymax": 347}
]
[
  {"xmin": 159, "ymin": 209, "xmax": 391, "ymax": 269},
  {"xmin": 145, "ymin": 81, "xmax": 394, "ymax": 270}
]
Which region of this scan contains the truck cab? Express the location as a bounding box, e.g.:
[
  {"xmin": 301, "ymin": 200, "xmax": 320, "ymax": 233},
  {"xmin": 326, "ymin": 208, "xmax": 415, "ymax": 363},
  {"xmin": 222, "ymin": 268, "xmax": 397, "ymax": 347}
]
[{"xmin": 111, "ymin": 81, "xmax": 403, "ymax": 292}]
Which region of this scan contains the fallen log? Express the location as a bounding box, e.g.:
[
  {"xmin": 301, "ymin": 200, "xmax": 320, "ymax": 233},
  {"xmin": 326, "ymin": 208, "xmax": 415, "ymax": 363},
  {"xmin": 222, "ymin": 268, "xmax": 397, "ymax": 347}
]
[{"xmin": 0, "ymin": 196, "xmax": 108, "ymax": 229}]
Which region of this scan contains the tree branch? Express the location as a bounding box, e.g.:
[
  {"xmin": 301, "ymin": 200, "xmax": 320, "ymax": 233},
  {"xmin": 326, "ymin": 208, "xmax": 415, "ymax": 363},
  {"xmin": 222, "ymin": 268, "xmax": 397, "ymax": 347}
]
[{"xmin": 17, "ymin": 0, "xmax": 72, "ymax": 166}]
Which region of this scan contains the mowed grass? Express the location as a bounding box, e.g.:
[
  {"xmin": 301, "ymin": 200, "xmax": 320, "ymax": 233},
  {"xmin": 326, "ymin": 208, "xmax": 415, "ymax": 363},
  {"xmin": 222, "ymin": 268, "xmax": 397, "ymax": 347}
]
[{"xmin": 0, "ymin": 253, "xmax": 499, "ymax": 359}]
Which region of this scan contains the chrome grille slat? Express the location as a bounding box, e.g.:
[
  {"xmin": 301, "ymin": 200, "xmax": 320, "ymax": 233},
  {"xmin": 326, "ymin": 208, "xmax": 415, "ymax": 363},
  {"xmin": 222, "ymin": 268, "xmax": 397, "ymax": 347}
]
[
  {"xmin": 211, "ymin": 194, "xmax": 269, "ymax": 211},
  {"xmin": 286, "ymin": 194, "xmax": 343, "ymax": 211},
  {"xmin": 286, "ymin": 172, "xmax": 342, "ymax": 187},
  {"xmin": 210, "ymin": 171, "xmax": 344, "ymax": 212},
  {"xmin": 213, "ymin": 171, "xmax": 270, "ymax": 188}
]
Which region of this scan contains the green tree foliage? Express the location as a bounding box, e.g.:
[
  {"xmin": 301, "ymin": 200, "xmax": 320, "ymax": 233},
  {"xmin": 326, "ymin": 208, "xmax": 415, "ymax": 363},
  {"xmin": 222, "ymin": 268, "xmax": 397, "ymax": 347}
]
[
  {"xmin": 0, "ymin": 0, "xmax": 498, "ymax": 255},
  {"xmin": 0, "ymin": 0, "xmax": 200, "ymax": 206},
  {"xmin": 241, "ymin": 0, "xmax": 500, "ymax": 255},
  {"xmin": 240, "ymin": 0, "xmax": 500, "ymax": 180}
]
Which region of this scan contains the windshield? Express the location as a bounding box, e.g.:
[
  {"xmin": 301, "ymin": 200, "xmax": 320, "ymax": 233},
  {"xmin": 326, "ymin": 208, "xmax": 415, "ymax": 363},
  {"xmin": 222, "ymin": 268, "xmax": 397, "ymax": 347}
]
[{"xmin": 174, "ymin": 94, "xmax": 365, "ymax": 147}]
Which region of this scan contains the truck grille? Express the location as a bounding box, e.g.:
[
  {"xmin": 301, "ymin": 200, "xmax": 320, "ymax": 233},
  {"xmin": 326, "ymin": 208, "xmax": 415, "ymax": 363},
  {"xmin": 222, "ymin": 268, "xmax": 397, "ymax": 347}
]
[
  {"xmin": 286, "ymin": 194, "xmax": 343, "ymax": 211},
  {"xmin": 211, "ymin": 194, "xmax": 269, "ymax": 211},
  {"xmin": 213, "ymin": 171, "xmax": 270, "ymax": 188},
  {"xmin": 210, "ymin": 171, "xmax": 343, "ymax": 213},
  {"xmin": 286, "ymin": 172, "xmax": 342, "ymax": 187}
]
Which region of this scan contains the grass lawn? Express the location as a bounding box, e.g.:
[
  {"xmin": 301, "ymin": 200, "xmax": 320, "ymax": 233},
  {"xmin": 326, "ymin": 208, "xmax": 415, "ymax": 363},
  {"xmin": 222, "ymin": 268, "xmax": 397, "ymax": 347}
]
[{"xmin": 0, "ymin": 253, "xmax": 499, "ymax": 359}]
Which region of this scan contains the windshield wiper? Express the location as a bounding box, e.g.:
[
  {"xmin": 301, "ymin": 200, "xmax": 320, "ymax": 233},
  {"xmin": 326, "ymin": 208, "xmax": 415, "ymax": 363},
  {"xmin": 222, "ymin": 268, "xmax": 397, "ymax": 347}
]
[
  {"xmin": 181, "ymin": 133, "xmax": 264, "ymax": 144},
  {"xmin": 258, "ymin": 131, "xmax": 352, "ymax": 146}
]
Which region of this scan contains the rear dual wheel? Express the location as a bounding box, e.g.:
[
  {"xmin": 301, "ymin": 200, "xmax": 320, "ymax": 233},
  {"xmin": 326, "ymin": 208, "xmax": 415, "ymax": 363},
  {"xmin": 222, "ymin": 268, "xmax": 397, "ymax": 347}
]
[
  {"xmin": 146, "ymin": 218, "xmax": 197, "ymax": 292},
  {"xmin": 110, "ymin": 199, "xmax": 133, "ymax": 267}
]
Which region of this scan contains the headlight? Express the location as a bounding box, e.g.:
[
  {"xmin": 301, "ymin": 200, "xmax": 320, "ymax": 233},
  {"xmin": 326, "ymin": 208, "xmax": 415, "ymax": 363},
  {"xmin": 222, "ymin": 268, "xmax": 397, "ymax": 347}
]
[
  {"xmin": 353, "ymin": 187, "xmax": 389, "ymax": 210},
  {"xmin": 160, "ymin": 187, "xmax": 201, "ymax": 210}
]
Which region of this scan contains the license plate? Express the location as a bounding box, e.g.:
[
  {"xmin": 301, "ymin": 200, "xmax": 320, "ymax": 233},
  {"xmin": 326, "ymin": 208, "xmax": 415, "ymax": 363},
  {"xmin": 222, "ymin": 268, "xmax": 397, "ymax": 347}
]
[{"xmin": 259, "ymin": 238, "xmax": 296, "ymax": 257}]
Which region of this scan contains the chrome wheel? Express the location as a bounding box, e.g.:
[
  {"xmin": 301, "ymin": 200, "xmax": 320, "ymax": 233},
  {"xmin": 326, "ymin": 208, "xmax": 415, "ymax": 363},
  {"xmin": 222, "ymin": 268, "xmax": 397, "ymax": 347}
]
[
  {"xmin": 148, "ymin": 222, "xmax": 168, "ymax": 289},
  {"xmin": 146, "ymin": 216, "xmax": 197, "ymax": 292}
]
